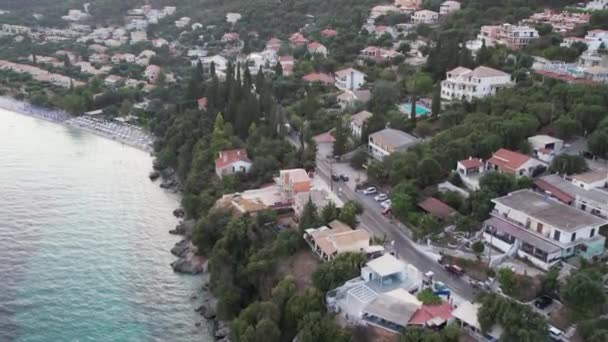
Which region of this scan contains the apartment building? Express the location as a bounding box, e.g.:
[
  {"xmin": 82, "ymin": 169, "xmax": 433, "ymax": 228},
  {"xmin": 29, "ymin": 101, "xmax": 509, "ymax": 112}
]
[
  {"xmin": 475, "ymin": 24, "xmax": 539, "ymax": 50},
  {"xmin": 441, "ymin": 66, "xmax": 514, "ymax": 102},
  {"xmin": 484, "ymin": 189, "xmax": 607, "ymax": 270},
  {"xmin": 368, "ymin": 128, "xmax": 419, "ymax": 160},
  {"xmin": 411, "ymin": 10, "xmax": 439, "ymax": 25}
]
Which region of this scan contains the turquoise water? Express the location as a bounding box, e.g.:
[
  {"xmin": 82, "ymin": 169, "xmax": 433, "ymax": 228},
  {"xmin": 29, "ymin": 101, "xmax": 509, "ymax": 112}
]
[
  {"xmin": 400, "ymin": 103, "xmax": 430, "ymax": 116},
  {"xmin": 0, "ymin": 109, "xmax": 212, "ymax": 342}
]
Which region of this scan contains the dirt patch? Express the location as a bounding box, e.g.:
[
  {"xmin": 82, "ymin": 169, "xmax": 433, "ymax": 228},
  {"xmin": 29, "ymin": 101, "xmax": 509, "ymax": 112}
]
[
  {"xmin": 441, "ymin": 255, "xmax": 490, "ymax": 281},
  {"xmin": 510, "ymin": 274, "xmax": 542, "ymax": 302},
  {"xmin": 275, "ymin": 249, "xmax": 320, "ymax": 290},
  {"xmin": 361, "ymin": 325, "xmax": 399, "ymax": 342},
  {"xmin": 548, "ymin": 305, "xmax": 574, "ymax": 330}
]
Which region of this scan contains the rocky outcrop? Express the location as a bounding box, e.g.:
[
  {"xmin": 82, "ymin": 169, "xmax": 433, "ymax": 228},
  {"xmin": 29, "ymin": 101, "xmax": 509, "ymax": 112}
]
[
  {"xmin": 214, "ymin": 321, "xmax": 231, "ymax": 341},
  {"xmin": 196, "ymin": 296, "xmax": 218, "ymax": 320},
  {"xmin": 169, "ymin": 219, "xmax": 196, "ymax": 237},
  {"xmin": 149, "ymin": 171, "xmax": 160, "ymax": 180},
  {"xmin": 171, "ymin": 243, "xmax": 207, "ymax": 274}
]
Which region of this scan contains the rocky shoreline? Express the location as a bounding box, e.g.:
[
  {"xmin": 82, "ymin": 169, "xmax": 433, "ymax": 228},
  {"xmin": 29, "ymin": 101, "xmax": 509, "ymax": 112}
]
[{"xmin": 156, "ymin": 167, "xmax": 231, "ymax": 341}]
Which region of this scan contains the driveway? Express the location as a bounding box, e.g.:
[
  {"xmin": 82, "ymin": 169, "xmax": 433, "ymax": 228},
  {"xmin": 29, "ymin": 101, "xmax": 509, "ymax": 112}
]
[{"xmin": 315, "ymin": 156, "xmax": 475, "ymax": 301}]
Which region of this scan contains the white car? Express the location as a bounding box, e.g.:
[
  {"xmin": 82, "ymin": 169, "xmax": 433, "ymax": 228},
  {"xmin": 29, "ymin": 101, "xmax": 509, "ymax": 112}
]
[
  {"xmin": 381, "ymin": 199, "xmax": 392, "ymax": 209},
  {"xmin": 374, "ymin": 193, "xmax": 388, "ymax": 202},
  {"xmin": 363, "ymin": 187, "xmax": 377, "ymax": 195}
]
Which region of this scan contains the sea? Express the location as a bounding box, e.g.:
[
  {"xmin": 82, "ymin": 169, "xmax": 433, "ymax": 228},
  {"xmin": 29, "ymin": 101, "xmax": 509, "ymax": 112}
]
[{"xmin": 0, "ymin": 108, "xmax": 213, "ymax": 342}]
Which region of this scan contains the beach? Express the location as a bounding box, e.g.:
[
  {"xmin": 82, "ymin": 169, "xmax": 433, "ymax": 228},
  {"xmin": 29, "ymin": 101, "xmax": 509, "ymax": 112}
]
[{"xmin": 0, "ymin": 96, "xmax": 155, "ymax": 152}]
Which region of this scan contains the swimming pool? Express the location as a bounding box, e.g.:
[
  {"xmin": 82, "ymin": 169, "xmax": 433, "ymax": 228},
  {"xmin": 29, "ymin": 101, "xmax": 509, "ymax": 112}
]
[{"xmin": 400, "ymin": 103, "xmax": 430, "ymax": 117}]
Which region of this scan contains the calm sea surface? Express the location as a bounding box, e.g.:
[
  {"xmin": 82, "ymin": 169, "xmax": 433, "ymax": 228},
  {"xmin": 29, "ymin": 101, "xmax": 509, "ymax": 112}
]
[{"xmin": 0, "ymin": 108, "xmax": 212, "ymax": 342}]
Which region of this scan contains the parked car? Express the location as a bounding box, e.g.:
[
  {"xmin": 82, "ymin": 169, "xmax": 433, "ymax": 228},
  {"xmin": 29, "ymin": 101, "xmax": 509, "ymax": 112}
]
[
  {"xmin": 548, "ymin": 325, "xmax": 563, "ymax": 341},
  {"xmin": 331, "ymin": 174, "xmax": 340, "ymax": 181},
  {"xmin": 380, "ymin": 199, "xmax": 392, "ymax": 209},
  {"xmin": 374, "ymin": 193, "xmax": 388, "ymax": 202},
  {"xmin": 363, "ymin": 186, "xmax": 377, "ymax": 195},
  {"xmin": 444, "ymin": 264, "xmax": 465, "ymax": 276},
  {"xmin": 340, "ymin": 174, "xmax": 349, "ymax": 181},
  {"xmin": 534, "ymin": 296, "xmax": 554, "ymax": 310},
  {"xmin": 381, "ymin": 207, "xmax": 391, "ymax": 215}
]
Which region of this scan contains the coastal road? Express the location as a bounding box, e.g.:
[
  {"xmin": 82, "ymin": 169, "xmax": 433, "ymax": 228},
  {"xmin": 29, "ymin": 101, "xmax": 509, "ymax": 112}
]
[{"xmin": 316, "ymin": 157, "xmax": 475, "ymax": 301}]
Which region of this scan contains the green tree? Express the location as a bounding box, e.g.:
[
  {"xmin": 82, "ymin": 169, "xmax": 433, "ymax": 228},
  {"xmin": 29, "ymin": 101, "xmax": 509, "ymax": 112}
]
[
  {"xmin": 562, "ymin": 271, "xmax": 607, "ymax": 320},
  {"xmin": 431, "ymin": 85, "xmax": 441, "ymax": 118},
  {"xmin": 497, "ymin": 268, "xmax": 516, "ymax": 295},
  {"xmin": 320, "ymin": 201, "xmax": 339, "ymax": 224},
  {"xmin": 417, "ymin": 157, "xmax": 442, "ymax": 187},
  {"xmin": 299, "ymin": 198, "xmax": 320, "ymax": 231},
  {"xmin": 416, "ymin": 288, "xmax": 442, "ymax": 305},
  {"xmin": 371, "ymin": 80, "xmax": 400, "ymax": 114},
  {"xmin": 332, "ymin": 116, "xmax": 348, "ymax": 156},
  {"xmin": 350, "ymin": 147, "xmax": 368, "ymax": 170},
  {"xmin": 587, "ymin": 129, "xmax": 608, "ymax": 159},
  {"xmin": 282, "ymin": 288, "xmax": 324, "ymax": 338},
  {"xmin": 339, "ymin": 201, "xmax": 359, "ymax": 227},
  {"xmin": 549, "ymin": 154, "xmax": 587, "ymax": 175},
  {"xmin": 406, "ymin": 72, "xmax": 433, "ymax": 121},
  {"xmin": 472, "ymin": 240, "xmax": 485, "ymax": 257},
  {"xmin": 211, "ymin": 113, "xmax": 231, "ymax": 154},
  {"xmin": 312, "ymin": 252, "xmax": 365, "ymax": 291},
  {"xmin": 297, "ymin": 312, "xmax": 351, "ymax": 342}
]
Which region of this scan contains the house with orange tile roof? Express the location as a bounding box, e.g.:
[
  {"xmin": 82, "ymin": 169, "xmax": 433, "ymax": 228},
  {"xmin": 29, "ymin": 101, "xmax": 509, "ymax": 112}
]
[
  {"xmin": 455, "ymin": 157, "xmax": 485, "ymax": 190},
  {"xmin": 486, "ymin": 148, "xmax": 546, "ymax": 177},
  {"xmin": 320, "ymin": 28, "xmax": 337, "ymax": 37},
  {"xmin": 307, "ymin": 41, "xmax": 328, "ymax": 56},
  {"xmin": 214, "ymin": 149, "xmax": 252, "ymax": 178},
  {"xmin": 289, "ymin": 32, "xmax": 309, "ymax": 46},
  {"xmin": 302, "ymin": 72, "xmax": 334, "ymax": 85}
]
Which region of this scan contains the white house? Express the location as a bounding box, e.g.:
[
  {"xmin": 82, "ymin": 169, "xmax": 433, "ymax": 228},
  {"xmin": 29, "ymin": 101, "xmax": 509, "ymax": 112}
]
[
  {"xmin": 440, "ymin": 1, "xmax": 461, "ymax": 15},
  {"xmin": 308, "ymin": 41, "xmax": 328, "ymax": 57},
  {"xmin": 455, "ymin": 157, "xmax": 485, "ymax": 190},
  {"xmin": 528, "ymin": 135, "xmax": 563, "ymax": 163},
  {"xmin": 337, "ymin": 89, "xmax": 371, "ymax": 110},
  {"xmin": 335, "ymin": 68, "xmax": 366, "ymax": 91},
  {"xmin": 572, "ymin": 170, "xmax": 608, "ymax": 190},
  {"xmin": 535, "ymin": 174, "xmax": 608, "ymax": 219},
  {"xmin": 350, "ymin": 110, "xmax": 373, "ymax": 139},
  {"xmin": 144, "ymin": 64, "xmax": 161, "ymax": 83},
  {"xmin": 214, "ymin": 149, "xmax": 252, "ymax": 178},
  {"xmin": 369, "ymin": 128, "xmax": 419, "ymax": 160},
  {"xmin": 200, "ymin": 55, "xmax": 228, "ymax": 78},
  {"xmin": 304, "ymin": 220, "xmax": 371, "ymax": 261},
  {"xmin": 486, "ymin": 148, "xmax": 546, "ymax": 178},
  {"xmin": 440, "ymin": 66, "xmax": 514, "ymax": 102},
  {"xmin": 412, "ymin": 10, "xmax": 439, "ymax": 25},
  {"xmin": 585, "ymin": 0, "xmax": 608, "ymax": 11},
  {"xmin": 484, "ymin": 189, "xmax": 607, "ymax": 270},
  {"xmin": 175, "ymin": 17, "xmax": 191, "ymax": 28}
]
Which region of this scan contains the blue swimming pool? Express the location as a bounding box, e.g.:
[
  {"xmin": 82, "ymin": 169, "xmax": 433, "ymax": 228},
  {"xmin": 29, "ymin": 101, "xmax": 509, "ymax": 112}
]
[{"xmin": 400, "ymin": 103, "xmax": 430, "ymax": 116}]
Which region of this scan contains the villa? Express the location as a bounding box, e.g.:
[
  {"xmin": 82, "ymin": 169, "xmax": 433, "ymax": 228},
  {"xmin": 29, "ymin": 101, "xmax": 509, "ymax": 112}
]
[
  {"xmin": 440, "ymin": 66, "xmax": 514, "ymax": 102},
  {"xmin": 335, "ymin": 68, "xmax": 366, "ymax": 91},
  {"xmin": 486, "ymin": 148, "xmax": 546, "ymax": 177},
  {"xmin": 303, "ymin": 220, "xmax": 372, "ymax": 261},
  {"xmin": 483, "ymin": 189, "xmax": 607, "ymax": 270},
  {"xmin": 307, "ymin": 41, "xmax": 328, "ymax": 57},
  {"xmin": 468, "ymin": 24, "xmax": 539, "ymax": 52},
  {"xmin": 411, "ymin": 10, "xmax": 439, "ymax": 25},
  {"xmin": 337, "ymin": 89, "xmax": 371, "ymax": 110},
  {"xmin": 350, "ymin": 110, "xmax": 373, "ymax": 139},
  {"xmin": 440, "ymin": 1, "xmax": 461, "ymax": 15}
]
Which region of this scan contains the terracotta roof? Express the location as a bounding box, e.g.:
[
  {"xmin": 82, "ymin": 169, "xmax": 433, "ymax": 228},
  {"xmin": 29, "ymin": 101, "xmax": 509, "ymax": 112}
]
[
  {"xmin": 197, "ymin": 97, "xmax": 208, "ymax": 110},
  {"xmin": 308, "ymin": 41, "xmax": 324, "ymax": 50},
  {"xmin": 313, "ymin": 130, "xmax": 335, "ymax": 143},
  {"xmin": 487, "ymin": 148, "xmax": 530, "ymax": 173},
  {"xmin": 418, "ymin": 197, "xmax": 456, "ymax": 220},
  {"xmin": 533, "ymin": 178, "xmax": 575, "ymax": 204},
  {"xmin": 302, "ymin": 72, "xmax": 334, "ymax": 84},
  {"xmin": 215, "ymin": 149, "xmax": 251, "ymax": 169},
  {"xmin": 448, "ymin": 66, "xmax": 472, "ymax": 75},
  {"xmin": 458, "ymin": 157, "xmax": 483, "ymax": 169},
  {"xmin": 321, "ymin": 28, "xmax": 337, "ymax": 37},
  {"xmin": 351, "ymin": 110, "xmax": 373, "ymax": 126},
  {"xmin": 409, "ymin": 303, "xmax": 453, "ymax": 325},
  {"xmin": 280, "ymin": 168, "xmax": 310, "ymax": 183}
]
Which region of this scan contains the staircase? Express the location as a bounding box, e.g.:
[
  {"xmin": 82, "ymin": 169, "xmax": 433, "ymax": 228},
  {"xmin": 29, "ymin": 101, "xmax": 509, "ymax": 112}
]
[{"xmin": 489, "ymin": 240, "xmax": 520, "ymax": 268}]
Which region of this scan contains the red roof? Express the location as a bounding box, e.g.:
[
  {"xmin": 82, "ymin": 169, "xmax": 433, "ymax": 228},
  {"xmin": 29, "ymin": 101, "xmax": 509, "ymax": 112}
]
[
  {"xmin": 458, "ymin": 157, "xmax": 483, "ymax": 169},
  {"xmin": 487, "ymin": 148, "xmax": 530, "ymax": 173},
  {"xmin": 321, "ymin": 28, "xmax": 337, "ymax": 37},
  {"xmin": 215, "ymin": 149, "xmax": 251, "ymax": 169},
  {"xmin": 197, "ymin": 97, "xmax": 208, "ymax": 110},
  {"xmin": 409, "ymin": 303, "xmax": 453, "ymax": 325},
  {"xmin": 534, "ymin": 70, "xmax": 599, "ymax": 86},
  {"xmin": 302, "ymin": 72, "xmax": 334, "ymax": 84},
  {"xmin": 289, "ymin": 32, "xmax": 308, "ymax": 45},
  {"xmin": 308, "ymin": 41, "xmax": 323, "ymax": 50},
  {"xmin": 418, "ymin": 198, "xmax": 456, "ymax": 220},
  {"xmin": 533, "ymin": 179, "xmax": 575, "ymax": 204},
  {"xmin": 313, "ymin": 130, "xmax": 335, "ymax": 143}
]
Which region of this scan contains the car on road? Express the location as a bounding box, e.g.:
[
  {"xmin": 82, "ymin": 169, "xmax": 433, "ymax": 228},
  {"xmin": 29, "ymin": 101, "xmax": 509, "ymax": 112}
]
[
  {"xmin": 534, "ymin": 295, "xmax": 554, "ymax": 310},
  {"xmin": 444, "ymin": 264, "xmax": 465, "ymax": 276},
  {"xmin": 374, "ymin": 193, "xmax": 388, "ymax": 202},
  {"xmin": 363, "ymin": 186, "xmax": 377, "ymax": 195},
  {"xmin": 331, "ymin": 174, "xmax": 340, "ymax": 181},
  {"xmin": 340, "ymin": 174, "xmax": 349, "ymax": 181},
  {"xmin": 380, "ymin": 199, "xmax": 391, "ymax": 209}
]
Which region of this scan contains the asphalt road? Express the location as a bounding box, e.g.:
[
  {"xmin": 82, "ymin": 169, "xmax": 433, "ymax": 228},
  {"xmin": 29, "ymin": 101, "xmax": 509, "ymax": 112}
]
[{"xmin": 316, "ymin": 158, "xmax": 476, "ymax": 301}]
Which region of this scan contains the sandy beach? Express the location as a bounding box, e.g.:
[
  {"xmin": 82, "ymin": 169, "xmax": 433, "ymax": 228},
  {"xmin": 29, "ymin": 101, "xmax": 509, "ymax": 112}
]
[{"xmin": 0, "ymin": 96, "xmax": 155, "ymax": 152}]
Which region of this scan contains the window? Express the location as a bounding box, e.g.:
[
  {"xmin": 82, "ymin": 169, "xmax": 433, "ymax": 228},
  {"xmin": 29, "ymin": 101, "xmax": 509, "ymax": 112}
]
[
  {"xmin": 553, "ymin": 230, "xmax": 561, "ymax": 241},
  {"xmin": 571, "ymin": 232, "xmax": 577, "ymax": 242},
  {"xmin": 591, "ymin": 228, "xmax": 595, "ymax": 238}
]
